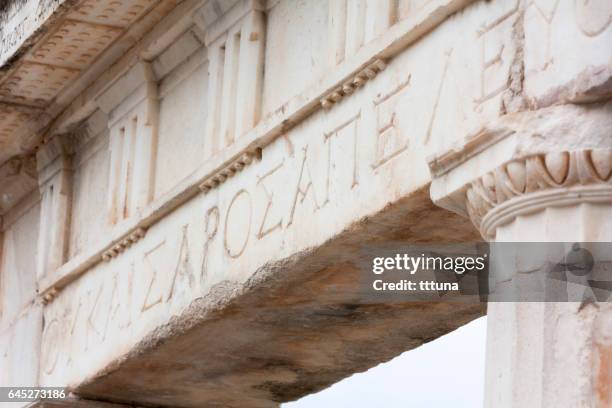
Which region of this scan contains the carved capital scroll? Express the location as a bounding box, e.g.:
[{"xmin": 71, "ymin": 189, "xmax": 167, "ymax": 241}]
[
  {"xmin": 466, "ymin": 149, "xmax": 612, "ymax": 238},
  {"xmin": 428, "ymin": 103, "xmax": 612, "ymax": 240}
]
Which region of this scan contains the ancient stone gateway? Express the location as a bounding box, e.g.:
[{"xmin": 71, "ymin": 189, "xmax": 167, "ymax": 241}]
[{"xmin": 0, "ymin": 0, "xmax": 611, "ymax": 407}]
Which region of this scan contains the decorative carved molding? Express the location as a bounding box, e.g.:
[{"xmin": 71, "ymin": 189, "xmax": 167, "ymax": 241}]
[
  {"xmin": 41, "ymin": 287, "xmax": 58, "ymax": 305},
  {"xmin": 101, "ymin": 227, "xmax": 147, "ymax": 262},
  {"xmin": 466, "ymin": 149, "xmax": 612, "ymax": 238},
  {"xmin": 199, "ymin": 148, "xmax": 261, "ymax": 193},
  {"xmin": 320, "ymin": 59, "xmax": 387, "ymax": 110},
  {"xmin": 0, "ymin": 0, "xmax": 165, "ymax": 167},
  {"xmin": 39, "ymin": 224, "xmax": 148, "ymax": 304}
]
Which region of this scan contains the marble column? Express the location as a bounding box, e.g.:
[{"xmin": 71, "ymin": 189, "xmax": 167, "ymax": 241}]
[{"xmin": 429, "ymin": 102, "xmax": 612, "ymax": 407}]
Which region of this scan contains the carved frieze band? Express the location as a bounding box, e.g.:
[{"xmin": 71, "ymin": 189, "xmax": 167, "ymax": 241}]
[
  {"xmin": 36, "ymin": 0, "xmax": 473, "ymax": 305},
  {"xmin": 466, "ymin": 149, "xmax": 612, "ymax": 237},
  {"xmin": 320, "ymin": 59, "xmax": 386, "ymax": 110}
]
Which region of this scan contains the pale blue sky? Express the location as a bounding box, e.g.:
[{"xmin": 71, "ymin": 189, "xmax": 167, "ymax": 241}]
[{"xmin": 283, "ymin": 316, "xmax": 487, "ymax": 408}]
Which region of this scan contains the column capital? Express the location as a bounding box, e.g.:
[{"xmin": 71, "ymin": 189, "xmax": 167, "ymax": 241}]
[
  {"xmin": 428, "ymin": 102, "xmax": 612, "ymax": 240},
  {"xmin": 467, "ymin": 149, "xmax": 612, "ymax": 239}
]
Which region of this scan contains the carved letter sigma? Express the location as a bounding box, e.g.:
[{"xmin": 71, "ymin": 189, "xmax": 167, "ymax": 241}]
[{"xmin": 257, "ymin": 161, "xmax": 284, "ymax": 239}]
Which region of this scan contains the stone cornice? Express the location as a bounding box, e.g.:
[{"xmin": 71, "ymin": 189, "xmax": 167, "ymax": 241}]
[
  {"xmin": 0, "ymin": 0, "xmax": 194, "ymax": 215},
  {"xmin": 0, "ymin": 0, "xmax": 182, "ymax": 168},
  {"xmin": 39, "ymin": 0, "xmax": 239, "ymax": 141}
]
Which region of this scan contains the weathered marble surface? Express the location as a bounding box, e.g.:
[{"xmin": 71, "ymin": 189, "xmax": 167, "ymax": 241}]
[{"xmin": 0, "ymin": 0, "xmax": 611, "ymax": 407}]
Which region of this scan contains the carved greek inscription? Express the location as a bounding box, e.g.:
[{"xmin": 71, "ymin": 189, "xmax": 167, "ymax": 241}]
[
  {"xmin": 41, "ymin": 318, "xmax": 61, "ymax": 375},
  {"xmin": 287, "ymin": 146, "xmax": 321, "ymax": 227},
  {"xmin": 65, "ymin": 299, "xmax": 83, "ymax": 367},
  {"xmin": 281, "ymin": 134, "xmax": 295, "ymax": 156},
  {"xmin": 167, "ymin": 224, "xmax": 195, "ymax": 301},
  {"xmin": 110, "ymin": 263, "xmax": 134, "ymax": 330},
  {"xmin": 528, "ymin": 0, "xmax": 560, "ymax": 71},
  {"xmin": 142, "ymin": 241, "xmax": 166, "ymax": 312},
  {"xmin": 372, "ymin": 78, "xmax": 410, "ymax": 169},
  {"xmin": 474, "ymin": 0, "xmax": 519, "ymax": 105},
  {"xmin": 478, "ymin": 0, "xmax": 520, "ymax": 34},
  {"xmin": 477, "ymin": 41, "xmax": 505, "ymax": 104},
  {"xmin": 574, "ymin": 0, "xmax": 612, "ymax": 37},
  {"xmin": 324, "ymin": 111, "xmax": 360, "ymax": 204},
  {"xmin": 87, "ymin": 283, "xmax": 113, "ymax": 344},
  {"xmin": 224, "ymin": 190, "xmax": 252, "ymax": 258},
  {"xmin": 201, "ymin": 206, "xmax": 219, "ymax": 282},
  {"xmin": 425, "ymin": 49, "xmax": 452, "ymax": 144},
  {"xmin": 257, "ymin": 162, "xmax": 284, "ymax": 239}
]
